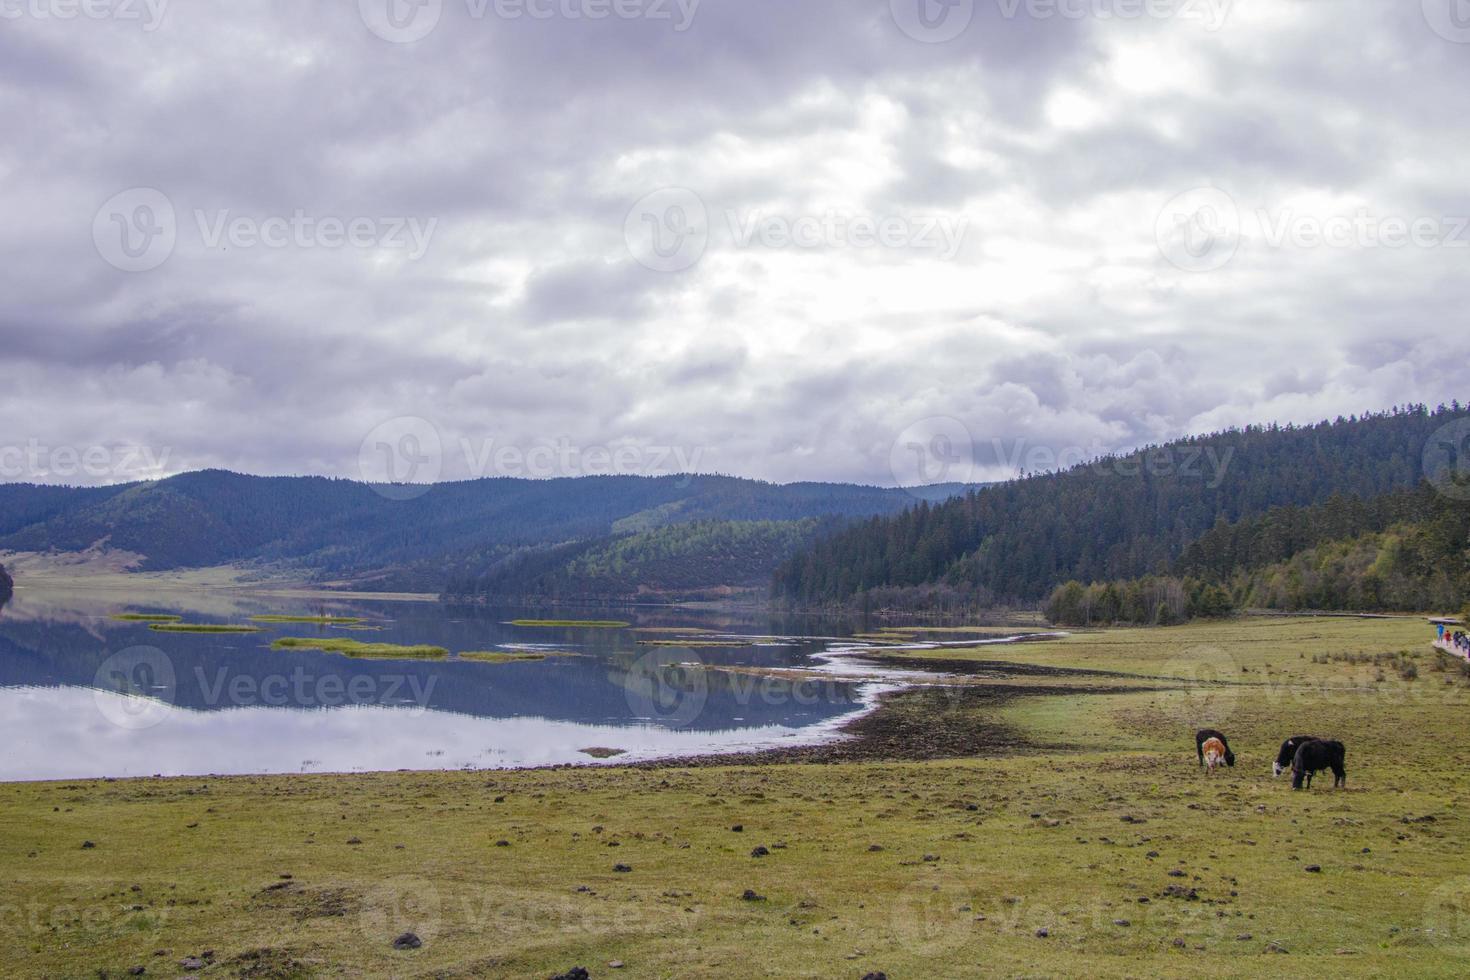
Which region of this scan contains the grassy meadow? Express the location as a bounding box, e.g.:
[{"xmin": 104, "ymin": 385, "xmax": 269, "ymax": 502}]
[{"xmin": 4, "ymin": 617, "xmax": 1470, "ymax": 978}]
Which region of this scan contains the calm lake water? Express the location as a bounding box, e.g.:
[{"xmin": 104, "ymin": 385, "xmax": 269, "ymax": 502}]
[{"xmin": 0, "ymin": 588, "xmax": 910, "ymax": 781}]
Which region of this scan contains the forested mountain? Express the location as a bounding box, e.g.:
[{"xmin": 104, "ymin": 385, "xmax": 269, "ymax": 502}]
[
  {"xmin": 0, "ymin": 470, "xmax": 968, "ymax": 592},
  {"xmin": 446, "ymin": 518, "xmax": 838, "ymax": 601},
  {"xmin": 1043, "ymin": 481, "xmax": 1470, "ymax": 624},
  {"xmin": 774, "ymin": 405, "xmax": 1470, "ymax": 610}
]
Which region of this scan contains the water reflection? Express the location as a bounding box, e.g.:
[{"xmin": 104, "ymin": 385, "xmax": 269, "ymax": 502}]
[{"xmin": 0, "ymin": 589, "xmax": 877, "ymax": 780}]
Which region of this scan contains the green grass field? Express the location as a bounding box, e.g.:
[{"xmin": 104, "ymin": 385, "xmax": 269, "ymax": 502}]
[{"xmin": 4, "ymin": 617, "xmax": 1470, "ymax": 978}]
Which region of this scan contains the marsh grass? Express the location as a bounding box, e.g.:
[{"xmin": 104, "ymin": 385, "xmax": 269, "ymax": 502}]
[
  {"xmin": 509, "ymin": 619, "xmax": 630, "ymax": 628},
  {"xmin": 636, "ymin": 638, "xmax": 756, "ymax": 648},
  {"xmin": 148, "ymin": 623, "xmax": 262, "ymax": 633},
  {"xmin": 271, "ymin": 636, "xmax": 448, "ymax": 660},
  {"xmin": 110, "ymin": 613, "xmax": 183, "ymax": 622},
  {"xmin": 250, "ymin": 615, "xmax": 366, "ymax": 625}
]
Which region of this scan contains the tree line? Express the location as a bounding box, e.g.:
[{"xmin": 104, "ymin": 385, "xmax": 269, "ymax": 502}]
[{"xmin": 774, "ymin": 405, "xmax": 1470, "ymax": 617}]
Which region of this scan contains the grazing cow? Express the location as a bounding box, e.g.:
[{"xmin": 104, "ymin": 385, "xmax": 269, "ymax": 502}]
[
  {"xmin": 1291, "ymin": 739, "xmax": 1346, "ymax": 790},
  {"xmin": 1273, "ymin": 735, "xmax": 1319, "ymax": 777},
  {"xmin": 1195, "ymin": 728, "xmax": 1236, "ymax": 768},
  {"xmin": 1201, "ymin": 737, "xmax": 1227, "ymax": 773}
]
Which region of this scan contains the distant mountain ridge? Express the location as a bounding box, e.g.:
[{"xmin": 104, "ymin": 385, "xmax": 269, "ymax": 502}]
[{"xmin": 0, "ymin": 470, "xmax": 978, "ymax": 593}]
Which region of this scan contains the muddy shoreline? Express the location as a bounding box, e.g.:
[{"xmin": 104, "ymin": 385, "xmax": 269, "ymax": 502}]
[{"xmin": 621, "ymin": 654, "xmax": 1166, "ymax": 770}]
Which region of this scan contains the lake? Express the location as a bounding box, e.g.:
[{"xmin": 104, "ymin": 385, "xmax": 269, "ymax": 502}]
[{"xmin": 0, "ymin": 588, "xmax": 924, "ymax": 781}]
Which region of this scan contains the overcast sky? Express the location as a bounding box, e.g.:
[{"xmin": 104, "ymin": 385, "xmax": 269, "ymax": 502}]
[{"xmin": 2, "ymin": 0, "xmax": 1467, "ymax": 488}]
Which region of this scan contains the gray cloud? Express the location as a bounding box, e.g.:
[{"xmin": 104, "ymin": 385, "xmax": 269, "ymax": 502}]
[{"xmin": 0, "ymin": 0, "xmax": 1465, "ymax": 487}]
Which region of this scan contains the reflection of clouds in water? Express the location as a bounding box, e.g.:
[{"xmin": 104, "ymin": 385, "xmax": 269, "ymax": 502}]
[{"xmin": 0, "ymin": 687, "xmax": 880, "ymax": 781}]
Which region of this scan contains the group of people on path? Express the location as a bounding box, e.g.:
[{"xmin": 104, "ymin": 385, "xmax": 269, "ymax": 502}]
[{"xmin": 1435, "ymin": 621, "xmax": 1469, "ymax": 659}]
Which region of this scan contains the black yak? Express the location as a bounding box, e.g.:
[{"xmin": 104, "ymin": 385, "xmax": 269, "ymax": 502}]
[
  {"xmin": 1291, "ymin": 739, "xmax": 1346, "ymax": 790},
  {"xmin": 1273, "ymin": 735, "xmax": 1319, "ymax": 777}
]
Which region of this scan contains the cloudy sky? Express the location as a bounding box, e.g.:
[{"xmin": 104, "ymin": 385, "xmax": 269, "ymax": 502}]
[{"xmin": 2, "ymin": 0, "xmax": 1467, "ymax": 488}]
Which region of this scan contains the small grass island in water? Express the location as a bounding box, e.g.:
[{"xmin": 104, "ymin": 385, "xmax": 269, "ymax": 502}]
[
  {"xmin": 509, "ymin": 619, "xmax": 630, "ymax": 628},
  {"xmin": 272, "ymin": 636, "xmax": 448, "ymax": 660},
  {"xmin": 111, "ymin": 613, "xmax": 184, "ymax": 623},
  {"xmin": 458, "ymin": 650, "xmax": 581, "ymax": 663},
  {"xmin": 251, "ymin": 614, "xmax": 366, "ymax": 625},
  {"xmin": 149, "ymin": 623, "xmax": 263, "ymax": 633}
]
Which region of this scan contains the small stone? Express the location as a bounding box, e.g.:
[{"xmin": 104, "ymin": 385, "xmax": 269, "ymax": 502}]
[
  {"xmin": 1035, "ymin": 928, "xmax": 1049, "ymax": 938},
  {"xmin": 1237, "ymin": 934, "xmax": 1253, "ymax": 941},
  {"xmin": 608, "ymin": 961, "xmax": 625, "ymax": 969},
  {"xmin": 81, "ymin": 841, "xmax": 96, "ymax": 849},
  {"xmin": 862, "ymin": 974, "xmax": 889, "ymax": 980},
  {"xmin": 392, "ymin": 932, "xmax": 422, "ymax": 951},
  {"xmin": 128, "ymin": 969, "xmax": 146, "ymax": 977},
  {"xmin": 741, "ymin": 889, "xmax": 765, "ymax": 901},
  {"xmin": 551, "ymin": 969, "xmax": 589, "ymax": 980},
  {"xmin": 613, "ymin": 863, "xmax": 632, "ymax": 873},
  {"xmin": 751, "ymin": 846, "xmax": 770, "ymax": 858},
  {"xmin": 495, "ymin": 840, "xmax": 511, "ymax": 847},
  {"xmin": 179, "ymin": 958, "xmax": 204, "ymax": 970},
  {"xmin": 731, "ymin": 824, "xmax": 743, "ymax": 832},
  {"xmin": 1113, "ymin": 919, "xmax": 1130, "ymax": 927},
  {"xmin": 1265, "ymin": 941, "xmax": 1288, "ymax": 954},
  {"xmin": 868, "ymin": 844, "xmax": 884, "ymax": 852},
  {"xmin": 346, "ymin": 837, "xmax": 362, "ymax": 845},
  {"xmin": 1304, "ymin": 865, "xmax": 1321, "ymax": 873}
]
